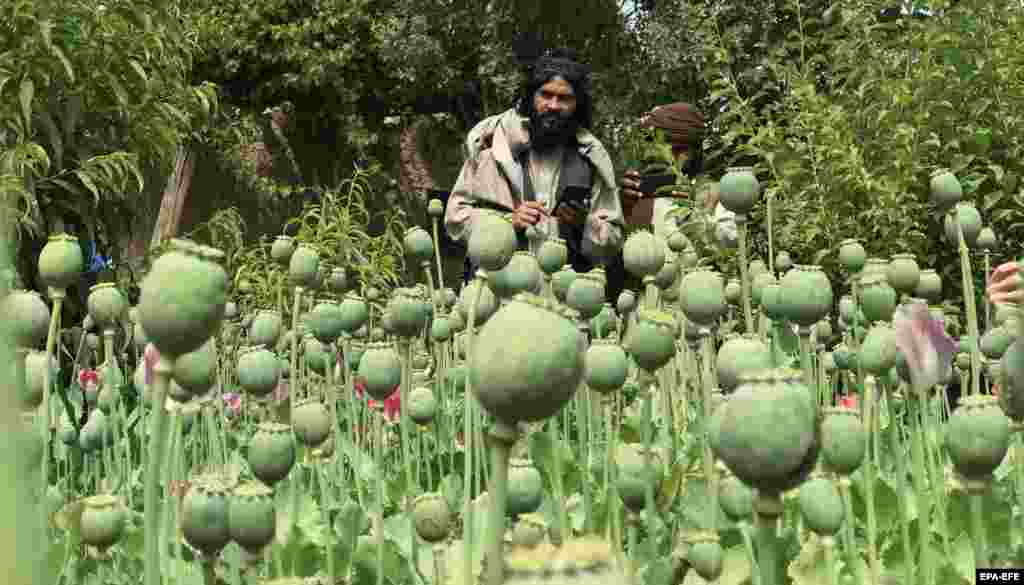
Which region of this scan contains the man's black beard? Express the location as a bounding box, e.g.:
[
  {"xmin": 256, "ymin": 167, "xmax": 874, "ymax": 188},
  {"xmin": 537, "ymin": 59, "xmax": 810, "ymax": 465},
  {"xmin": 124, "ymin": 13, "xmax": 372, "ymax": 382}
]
[{"xmin": 528, "ymin": 109, "xmax": 578, "ymax": 153}]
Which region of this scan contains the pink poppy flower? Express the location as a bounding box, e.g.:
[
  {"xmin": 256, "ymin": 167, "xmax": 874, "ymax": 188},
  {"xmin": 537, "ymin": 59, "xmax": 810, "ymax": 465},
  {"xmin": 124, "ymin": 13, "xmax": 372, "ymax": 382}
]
[
  {"xmin": 144, "ymin": 343, "xmax": 161, "ymax": 385},
  {"xmin": 839, "ymin": 394, "xmax": 858, "ymax": 410},
  {"xmin": 223, "ymin": 392, "xmax": 242, "ymax": 413},
  {"xmin": 894, "ymin": 303, "xmax": 957, "ymax": 393},
  {"xmin": 79, "ymin": 369, "xmax": 100, "ymax": 391}
]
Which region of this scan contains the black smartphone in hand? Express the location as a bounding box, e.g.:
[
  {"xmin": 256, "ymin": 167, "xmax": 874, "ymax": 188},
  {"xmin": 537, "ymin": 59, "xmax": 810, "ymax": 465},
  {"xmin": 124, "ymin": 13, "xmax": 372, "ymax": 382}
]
[
  {"xmin": 554, "ymin": 185, "xmax": 591, "ymax": 215},
  {"xmin": 638, "ymin": 173, "xmax": 676, "ymax": 196}
]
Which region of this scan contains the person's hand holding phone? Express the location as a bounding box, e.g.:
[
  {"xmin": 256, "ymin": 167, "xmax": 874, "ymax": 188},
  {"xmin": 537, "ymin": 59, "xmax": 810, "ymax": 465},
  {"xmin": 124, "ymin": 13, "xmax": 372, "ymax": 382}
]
[
  {"xmin": 988, "ymin": 261, "xmax": 1023, "ymax": 304},
  {"xmin": 512, "ymin": 201, "xmax": 547, "ymax": 230}
]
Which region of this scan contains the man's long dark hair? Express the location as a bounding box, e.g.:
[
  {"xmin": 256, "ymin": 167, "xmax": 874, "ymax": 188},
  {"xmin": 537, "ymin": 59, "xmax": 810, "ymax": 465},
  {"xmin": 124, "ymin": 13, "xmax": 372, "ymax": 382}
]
[{"xmin": 515, "ymin": 47, "xmax": 594, "ymax": 131}]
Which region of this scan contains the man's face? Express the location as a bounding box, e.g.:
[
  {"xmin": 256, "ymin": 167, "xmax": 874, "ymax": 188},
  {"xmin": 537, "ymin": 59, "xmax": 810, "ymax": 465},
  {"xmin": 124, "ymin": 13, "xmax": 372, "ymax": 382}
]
[{"xmin": 529, "ymin": 76, "xmax": 578, "ymax": 152}]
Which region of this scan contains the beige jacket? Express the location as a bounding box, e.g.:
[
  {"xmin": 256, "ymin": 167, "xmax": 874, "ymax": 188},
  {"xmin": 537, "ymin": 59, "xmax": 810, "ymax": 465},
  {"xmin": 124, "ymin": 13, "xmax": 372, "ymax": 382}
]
[{"xmin": 444, "ymin": 108, "xmax": 625, "ymax": 263}]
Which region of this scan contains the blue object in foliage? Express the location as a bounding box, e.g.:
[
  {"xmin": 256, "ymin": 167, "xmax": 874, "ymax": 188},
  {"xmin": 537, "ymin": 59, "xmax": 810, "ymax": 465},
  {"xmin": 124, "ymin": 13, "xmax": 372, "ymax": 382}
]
[{"xmin": 85, "ymin": 240, "xmax": 112, "ymax": 273}]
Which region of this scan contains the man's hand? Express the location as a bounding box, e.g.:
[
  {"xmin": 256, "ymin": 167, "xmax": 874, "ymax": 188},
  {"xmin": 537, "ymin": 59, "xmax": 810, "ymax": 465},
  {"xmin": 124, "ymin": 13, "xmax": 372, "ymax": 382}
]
[
  {"xmin": 512, "ymin": 201, "xmax": 547, "ymax": 230},
  {"xmin": 988, "ymin": 261, "xmax": 1023, "ymax": 304},
  {"xmin": 620, "ymin": 170, "xmax": 643, "ymax": 204},
  {"xmin": 554, "ymin": 202, "xmax": 584, "ymax": 226}
]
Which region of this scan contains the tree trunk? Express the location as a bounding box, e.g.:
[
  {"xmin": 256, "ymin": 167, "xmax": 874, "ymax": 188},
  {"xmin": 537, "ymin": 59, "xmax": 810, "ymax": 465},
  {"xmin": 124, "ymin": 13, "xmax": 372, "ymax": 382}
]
[
  {"xmin": 148, "ymin": 147, "xmax": 196, "ymax": 250},
  {"xmin": 398, "ymin": 121, "xmax": 437, "ymax": 197}
]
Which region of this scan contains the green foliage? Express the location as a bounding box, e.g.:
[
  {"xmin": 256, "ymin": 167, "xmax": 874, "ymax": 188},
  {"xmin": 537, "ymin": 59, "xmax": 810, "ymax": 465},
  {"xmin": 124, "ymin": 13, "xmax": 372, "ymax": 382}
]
[
  {"xmin": 644, "ymin": 0, "xmax": 1024, "ymax": 298},
  {"xmin": 0, "ymin": 0, "xmax": 217, "ymax": 247}
]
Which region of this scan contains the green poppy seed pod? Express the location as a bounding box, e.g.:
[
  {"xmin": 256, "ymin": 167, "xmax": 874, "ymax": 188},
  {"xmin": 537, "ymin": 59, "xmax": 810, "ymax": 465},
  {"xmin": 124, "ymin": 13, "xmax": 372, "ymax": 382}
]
[
  {"xmin": 228, "ymin": 481, "xmax": 277, "ymax": 553},
  {"xmin": 427, "ymin": 198, "xmax": 444, "ymax": 218},
  {"xmin": 977, "ymin": 227, "xmax": 997, "ymax": 251},
  {"xmin": 799, "ymin": 477, "xmax": 844, "ymax": 536},
  {"xmin": 858, "ymin": 274, "xmax": 897, "ymax": 323},
  {"xmin": 714, "ymin": 369, "xmax": 818, "ymax": 493},
  {"xmin": 1000, "ymin": 339, "xmax": 1024, "ymax": 421},
  {"xmin": 718, "ymin": 474, "xmax": 754, "ymax": 522},
  {"xmin": 537, "ymin": 238, "xmax": 568, "ymax": 275},
  {"xmin": 507, "ymin": 459, "xmax": 544, "ymax": 516},
  {"xmin": 457, "ymin": 279, "xmax": 498, "ymax": 324},
  {"xmin": 750, "ymin": 272, "xmax": 777, "ymax": 308},
  {"xmin": 468, "ymin": 210, "xmax": 517, "ymax": 272},
  {"xmin": 447, "ymin": 310, "xmax": 465, "ymax": 333},
  {"xmin": 430, "ymin": 314, "xmax": 452, "ymax": 342},
  {"xmin": 339, "ymin": 293, "xmax": 369, "ymax": 333},
  {"xmin": 930, "ymin": 168, "xmax": 962, "ymax": 211},
  {"xmin": 551, "ymin": 267, "xmax": 577, "ymax": 302},
  {"xmin": 887, "ymin": 253, "xmax": 920, "ymax": 297},
  {"xmin": 838, "ymin": 239, "xmax": 866, "ymax": 273},
  {"xmin": 138, "ymin": 240, "xmax": 227, "ymax": 358},
  {"xmin": 585, "ymin": 339, "xmax": 628, "ymax": 394},
  {"xmin": 718, "ymin": 167, "xmax": 760, "ymax": 216},
  {"xmin": 181, "ymin": 477, "xmax": 232, "ymax": 556},
  {"xmin": 687, "ymin": 532, "xmax": 724, "ymax": 582},
  {"xmin": 309, "ymin": 299, "xmax": 345, "ymax": 343},
  {"xmin": 945, "ymin": 395, "xmax": 1010, "ymax": 481},
  {"xmin": 915, "ymin": 269, "xmax": 942, "ymax": 303},
  {"xmin": 724, "ymin": 278, "xmax": 741, "ymax": 305},
  {"xmin": 358, "ymin": 342, "xmax": 402, "ymax": 401},
  {"xmin": 510, "ymin": 515, "xmax": 547, "ymax": 548},
  {"xmin": 407, "ymin": 386, "xmax": 437, "ymax": 426},
  {"xmin": 2, "ymin": 290, "xmax": 50, "ymax": 348},
  {"xmin": 779, "ymin": 265, "xmax": 833, "ymax": 327},
  {"xmin": 489, "ymin": 251, "xmax": 543, "ymax": 299},
  {"xmin": 832, "ymin": 344, "xmax": 855, "ymax": 370},
  {"xmin": 680, "ymin": 270, "xmax": 726, "ymax": 327},
  {"xmin": 292, "ymin": 399, "xmax": 331, "ymax": 447},
  {"xmin": 624, "ymin": 309, "xmax": 677, "ymax": 372},
  {"xmin": 654, "ymin": 251, "xmax": 679, "ymax": 290},
  {"xmin": 303, "ymin": 335, "xmax": 330, "ymax": 375},
  {"xmin": 616, "ymin": 290, "xmax": 636, "ymax": 315},
  {"xmin": 236, "ymin": 346, "xmax": 281, "ymax": 398},
  {"xmin": 981, "ymin": 326, "xmax": 1013, "ymax": 360},
  {"xmin": 566, "ymin": 272, "xmax": 605, "ymax": 320},
  {"xmin": 470, "ymin": 293, "xmax": 584, "ymax": 423},
  {"xmin": 23, "ymin": 351, "xmax": 56, "ymax": 409},
  {"xmin": 859, "ymin": 324, "xmax": 898, "ymax": 376},
  {"xmin": 775, "ymin": 250, "xmax": 793, "ymax": 273},
  {"xmin": 838, "ymin": 295, "xmax": 856, "ymax": 323},
  {"xmin": 412, "ymin": 493, "xmax": 451, "ymax": 543},
  {"xmin": 716, "ymin": 333, "xmax": 773, "ymax": 392},
  {"xmin": 622, "ymin": 229, "xmax": 665, "ymax": 279},
  {"xmin": 820, "ymin": 407, "xmax": 866, "ymax": 475},
  {"xmin": 38, "ymin": 233, "xmax": 84, "ymax": 290},
  {"xmin": 248, "ymin": 423, "xmax": 295, "ymax": 487},
  {"xmin": 760, "ymin": 283, "xmax": 784, "ymax": 319},
  {"xmin": 944, "ymin": 203, "xmax": 983, "ymax": 248},
  {"xmin": 667, "ymin": 229, "xmax": 690, "ymax": 254},
  {"xmin": 288, "ymin": 244, "xmax": 320, "ymax": 287},
  {"xmin": 327, "ymin": 268, "xmax": 348, "ymax": 293},
  {"xmin": 403, "ymin": 226, "xmax": 434, "ymax": 264},
  {"xmin": 271, "ymin": 235, "xmax": 295, "ymax": 266},
  {"xmin": 615, "ymin": 444, "xmax": 664, "ymax": 513},
  {"xmin": 589, "ymin": 303, "xmax": 619, "ymax": 339},
  {"xmin": 172, "ymin": 339, "xmax": 217, "ymax": 397},
  {"xmin": 79, "ymin": 495, "xmax": 127, "ymax": 551}
]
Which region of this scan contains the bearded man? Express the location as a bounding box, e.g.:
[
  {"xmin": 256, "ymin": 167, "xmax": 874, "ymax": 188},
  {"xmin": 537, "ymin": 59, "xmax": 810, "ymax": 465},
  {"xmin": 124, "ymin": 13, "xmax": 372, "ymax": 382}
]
[{"xmin": 444, "ymin": 48, "xmax": 625, "ymax": 291}]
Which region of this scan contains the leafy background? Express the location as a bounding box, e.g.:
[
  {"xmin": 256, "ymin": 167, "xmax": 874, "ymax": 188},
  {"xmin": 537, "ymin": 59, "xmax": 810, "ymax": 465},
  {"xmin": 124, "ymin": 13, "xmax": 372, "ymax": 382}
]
[{"xmin": 2, "ymin": 0, "xmax": 1023, "ymax": 307}]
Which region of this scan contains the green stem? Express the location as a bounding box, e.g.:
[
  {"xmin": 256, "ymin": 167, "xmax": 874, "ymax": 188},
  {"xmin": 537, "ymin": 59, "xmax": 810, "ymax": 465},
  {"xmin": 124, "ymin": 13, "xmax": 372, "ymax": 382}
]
[
  {"xmin": 862, "ymin": 376, "xmax": 881, "ymax": 585},
  {"xmin": 737, "ymin": 216, "xmax": 755, "ymax": 333},
  {"xmin": 909, "ymin": 397, "xmax": 933, "ymax": 585},
  {"xmin": 969, "ymin": 484, "xmax": 990, "ymax": 569},
  {"xmin": 884, "ymin": 386, "xmax": 914, "ymax": 585},
  {"xmin": 755, "ymin": 492, "xmax": 783, "ymax": 585},
  {"xmin": 462, "ymin": 272, "xmax": 485, "ymax": 585},
  {"xmin": 486, "ymin": 422, "xmax": 516, "ymax": 585},
  {"xmin": 144, "ymin": 357, "xmax": 173, "ymax": 585}
]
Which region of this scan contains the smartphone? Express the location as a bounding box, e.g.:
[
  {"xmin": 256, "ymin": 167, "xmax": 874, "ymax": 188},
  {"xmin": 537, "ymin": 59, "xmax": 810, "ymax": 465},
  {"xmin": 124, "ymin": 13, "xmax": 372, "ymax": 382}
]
[
  {"xmin": 638, "ymin": 173, "xmax": 676, "ymax": 196},
  {"xmin": 554, "ymin": 185, "xmax": 591, "ymax": 214}
]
